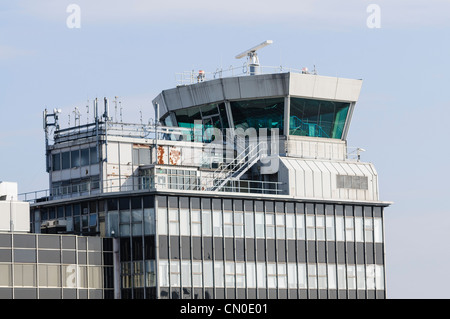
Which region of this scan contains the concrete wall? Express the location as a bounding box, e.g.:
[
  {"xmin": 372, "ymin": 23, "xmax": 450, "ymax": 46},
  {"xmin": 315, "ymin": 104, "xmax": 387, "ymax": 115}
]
[
  {"xmin": 279, "ymin": 157, "xmax": 379, "ymax": 202},
  {"xmin": 0, "ymin": 201, "xmax": 30, "ymax": 233}
]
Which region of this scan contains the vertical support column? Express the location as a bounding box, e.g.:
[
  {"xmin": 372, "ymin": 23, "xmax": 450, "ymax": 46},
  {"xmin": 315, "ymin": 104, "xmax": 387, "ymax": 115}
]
[
  {"xmin": 342, "ymin": 102, "xmax": 355, "ymax": 141},
  {"xmin": 113, "ymin": 237, "xmax": 121, "ymax": 299},
  {"xmin": 154, "ymin": 196, "xmax": 160, "ymax": 299},
  {"xmin": 284, "ymin": 95, "xmax": 290, "ymax": 138}
]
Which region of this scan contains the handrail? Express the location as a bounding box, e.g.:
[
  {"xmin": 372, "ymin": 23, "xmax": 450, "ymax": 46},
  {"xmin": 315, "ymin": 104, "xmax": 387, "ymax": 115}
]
[
  {"xmin": 175, "ymin": 64, "xmax": 316, "ymax": 85},
  {"xmin": 211, "ymin": 139, "xmax": 263, "ymax": 181},
  {"xmin": 211, "ymin": 141, "xmax": 267, "ymax": 191},
  {"xmin": 18, "ymin": 173, "xmax": 285, "ymax": 203}
]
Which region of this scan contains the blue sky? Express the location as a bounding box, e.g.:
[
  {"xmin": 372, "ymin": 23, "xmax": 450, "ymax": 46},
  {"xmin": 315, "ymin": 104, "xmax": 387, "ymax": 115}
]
[{"xmin": 1, "ymin": 0, "xmax": 450, "ymax": 298}]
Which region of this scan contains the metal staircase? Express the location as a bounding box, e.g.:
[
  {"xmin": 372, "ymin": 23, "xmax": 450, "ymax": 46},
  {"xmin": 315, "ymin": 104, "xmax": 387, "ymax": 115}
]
[{"xmin": 209, "ymin": 139, "xmax": 267, "ymax": 192}]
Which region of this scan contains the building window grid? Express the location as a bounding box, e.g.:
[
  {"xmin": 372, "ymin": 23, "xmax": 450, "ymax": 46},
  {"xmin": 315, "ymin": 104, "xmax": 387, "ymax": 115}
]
[
  {"xmin": 166, "ymin": 200, "xmax": 384, "ymax": 296},
  {"xmin": 0, "ymin": 236, "xmax": 108, "ymax": 298},
  {"xmin": 36, "ymin": 196, "xmax": 386, "ymax": 297}
]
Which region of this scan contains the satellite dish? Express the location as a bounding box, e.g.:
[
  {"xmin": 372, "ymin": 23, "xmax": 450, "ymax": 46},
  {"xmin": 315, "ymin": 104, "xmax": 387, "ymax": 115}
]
[{"xmin": 235, "ymin": 40, "xmax": 273, "ymax": 75}]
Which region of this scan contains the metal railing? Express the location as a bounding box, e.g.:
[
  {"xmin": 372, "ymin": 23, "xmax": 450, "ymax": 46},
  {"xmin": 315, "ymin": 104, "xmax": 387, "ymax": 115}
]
[
  {"xmin": 53, "ymin": 121, "xmax": 197, "ymax": 144},
  {"xmin": 210, "ymin": 141, "xmax": 267, "ymax": 191},
  {"xmin": 19, "ymin": 174, "xmax": 285, "ymax": 204},
  {"xmin": 346, "ymin": 147, "xmax": 366, "ymax": 162},
  {"xmin": 176, "ymin": 64, "xmax": 315, "ymax": 85}
]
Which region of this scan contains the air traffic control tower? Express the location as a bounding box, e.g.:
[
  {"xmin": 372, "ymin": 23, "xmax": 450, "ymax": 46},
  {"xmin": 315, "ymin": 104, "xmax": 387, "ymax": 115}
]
[{"xmin": 25, "ymin": 41, "xmax": 391, "ymax": 299}]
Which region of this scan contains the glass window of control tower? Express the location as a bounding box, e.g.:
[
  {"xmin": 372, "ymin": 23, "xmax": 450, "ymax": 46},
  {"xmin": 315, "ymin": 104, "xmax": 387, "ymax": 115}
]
[
  {"xmin": 289, "ymin": 97, "xmax": 350, "ymax": 139},
  {"xmin": 174, "ymin": 103, "xmax": 229, "ymax": 131},
  {"xmin": 230, "ymin": 98, "xmax": 284, "ymax": 132}
]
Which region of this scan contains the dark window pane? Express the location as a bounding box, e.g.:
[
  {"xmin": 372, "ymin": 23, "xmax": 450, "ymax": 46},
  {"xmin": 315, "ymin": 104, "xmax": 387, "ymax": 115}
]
[
  {"xmin": 80, "ymin": 148, "xmax": 89, "ymax": 166},
  {"xmin": 203, "ymin": 237, "xmax": 212, "ymax": 260},
  {"xmin": 144, "ymin": 236, "xmax": 155, "ymax": 260},
  {"xmin": 74, "ymin": 216, "xmax": 81, "ymax": 232},
  {"xmin": 49, "ymin": 207, "xmax": 56, "ymax": 219},
  {"xmin": 62, "ymin": 152, "xmax": 70, "ymax": 169},
  {"xmin": 181, "ymin": 236, "xmax": 191, "ymax": 260},
  {"xmin": 90, "ymin": 147, "xmax": 98, "ymax": 164},
  {"xmin": 63, "ymin": 206, "xmax": 72, "ymax": 218},
  {"xmin": 57, "ymin": 206, "xmax": 64, "ymax": 218},
  {"xmin": 214, "ymin": 237, "xmax": 223, "ymax": 261},
  {"xmin": 120, "ymin": 238, "xmax": 131, "ymax": 262},
  {"xmin": 225, "ymin": 238, "xmax": 234, "ymax": 261},
  {"xmin": 107, "ymin": 199, "xmax": 118, "ymax": 211},
  {"xmin": 71, "ymin": 150, "xmax": 80, "ymax": 168},
  {"xmin": 133, "ymin": 237, "xmax": 143, "ymax": 260},
  {"xmin": 192, "ymin": 237, "xmax": 202, "ymax": 260},
  {"xmin": 235, "ymin": 238, "xmax": 244, "ymax": 261},
  {"xmin": 52, "ymin": 153, "xmax": 61, "ymax": 171},
  {"xmin": 119, "ymin": 198, "xmax": 130, "ymax": 211},
  {"xmin": 81, "ymin": 202, "xmax": 89, "ymax": 215},
  {"xmin": 131, "ymin": 197, "xmax": 141, "ymax": 210},
  {"xmin": 143, "ymin": 196, "xmax": 154, "ymax": 209},
  {"xmin": 170, "ymin": 236, "xmax": 180, "ymax": 260}
]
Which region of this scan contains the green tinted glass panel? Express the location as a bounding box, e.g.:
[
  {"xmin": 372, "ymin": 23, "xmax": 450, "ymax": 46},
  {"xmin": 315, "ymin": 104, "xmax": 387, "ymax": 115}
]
[
  {"xmin": 174, "ymin": 103, "xmax": 228, "ymax": 142},
  {"xmin": 230, "ymin": 98, "xmax": 284, "ymax": 132},
  {"xmin": 289, "ymin": 97, "xmax": 350, "ymax": 139}
]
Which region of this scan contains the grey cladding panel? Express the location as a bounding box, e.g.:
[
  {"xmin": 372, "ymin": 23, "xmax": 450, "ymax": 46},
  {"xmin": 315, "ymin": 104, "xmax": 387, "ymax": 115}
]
[
  {"xmin": 164, "ymin": 89, "xmax": 183, "ymax": 112},
  {"xmin": 238, "ymin": 74, "xmax": 289, "ymax": 99},
  {"xmin": 14, "ymin": 249, "xmax": 36, "ymax": 263},
  {"xmin": 13, "ymin": 234, "xmax": 36, "ymax": 249},
  {"xmin": 38, "ymin": 235, "xmax": 60, "ymax": 249},
  {"xmin": 0, "ymin": 249, "xmax": 11, "ymax": 262},
  {"xmin": 189, "ymin": 80, "xmax": 225, "ymax": 106},
  {"xmin": 222, "ymin": 77, "xmax": 242, "ymax": 100},
  {"xmin": 0, "ymin": 234, "xmax": 12, "ymax": 247},
  {"xmin": 62, "ymin": 236, "xmax": 76, "ymax": 250},
  {"xmin": 178, "ymin": 85, "xmax": 194, "ymax": 108},
  {"xmin": 38, "ymin": 250, "xmax": 60, "ymax": 263}
]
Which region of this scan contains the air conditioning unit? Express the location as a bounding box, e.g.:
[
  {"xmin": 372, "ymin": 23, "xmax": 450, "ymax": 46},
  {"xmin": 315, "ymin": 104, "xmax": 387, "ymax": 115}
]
[
  {"xmin": 47, "ymin": 220, "xmax": 57, "ymax": 227},
  {"xmin": 55, "ymin": 220, "xmax": 67, "ymax": 227}
]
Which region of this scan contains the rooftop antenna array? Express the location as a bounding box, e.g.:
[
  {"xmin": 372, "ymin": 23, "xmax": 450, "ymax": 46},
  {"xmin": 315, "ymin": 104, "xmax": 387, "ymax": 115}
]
[
  {"xmin": 86, "ymin": 99, "xmax": 90, "ymax": 124},
  {"xmin": 103, "ymin": 97, "xmax": 110, "ymax": 121},
  {"xmin": 73, "ymin": 107, "xmax": 81, "ymax": 127},
  {"xmin": 43, "ymin": 108, "xmax": 61, "ymax": 172},
  {"xmin": 235, "ymin": 40, "xmax": 273, "ymax": 75},
  {"xmin": 114, "ymin": 96, "xmax": 118, "ymax": 122},
  {"xmin": 119, "ymin": 100, "xmax": 123, "ymax": 123}
]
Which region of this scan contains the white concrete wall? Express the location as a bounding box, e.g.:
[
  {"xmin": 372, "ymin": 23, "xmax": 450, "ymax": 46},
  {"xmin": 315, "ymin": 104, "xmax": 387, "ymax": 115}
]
[
  {"xmin": 279, "ymin": 157, "xmax": 379, "ymax": 202},
  {"xmin": 0, "ymin": 201, "xmax": 30, "ymax": 232},
  {"xmin": 0, "ymin": 182, "xmax": 18, "ymax": 200},
  {"xmin": 286, "ymin": 137, "xmax": 347, "ymax": 161}
]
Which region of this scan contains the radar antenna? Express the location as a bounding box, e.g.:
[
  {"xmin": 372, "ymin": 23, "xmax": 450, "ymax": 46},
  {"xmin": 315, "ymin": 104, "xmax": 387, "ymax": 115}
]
[{"xmin": 235, "ymin": 40, "xmax": 273, "ymax": 75}]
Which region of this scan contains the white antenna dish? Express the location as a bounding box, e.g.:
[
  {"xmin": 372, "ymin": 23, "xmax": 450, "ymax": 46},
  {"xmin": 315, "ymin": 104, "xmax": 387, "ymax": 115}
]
[{"xmin": 235, "ymin": 40, "xmax": 273, "ymax": 75}]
